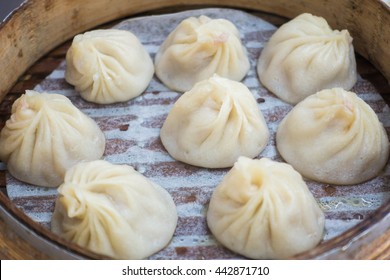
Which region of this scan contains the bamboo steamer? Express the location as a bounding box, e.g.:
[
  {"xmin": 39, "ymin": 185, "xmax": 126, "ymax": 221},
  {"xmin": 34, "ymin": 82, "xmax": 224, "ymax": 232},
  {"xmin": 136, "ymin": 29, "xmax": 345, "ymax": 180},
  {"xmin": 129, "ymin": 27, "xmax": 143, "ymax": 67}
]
[
  {"xmin": 0, "ymin": 0, "xmax": 389, "ymax": 259},
  {"xmin": 1, "ymin": 0, "xmax": 390, "ymax": 99}
]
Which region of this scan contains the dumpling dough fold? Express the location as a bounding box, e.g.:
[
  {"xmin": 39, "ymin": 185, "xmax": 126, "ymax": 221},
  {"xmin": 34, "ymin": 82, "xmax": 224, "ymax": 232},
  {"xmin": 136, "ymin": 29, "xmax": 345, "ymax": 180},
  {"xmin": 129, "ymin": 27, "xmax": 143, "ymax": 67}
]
[
  {"xmin": 257, "ymin": 13, "xmax": 357, "ymax": 104},
  {"xmin": 155, "ymin": 15, "xmax": 250, "ymax": 92},
  {"xmin": 0, "ymin": 90, "xmax": 105, "ymax": 187},
  {"xmin": 66, "ymin": 29, "xmax": 154, "ymax": 104},
  {"xmin": 276, "ymin": 88, "xmax": 389, "ymax": 185},
  {"xmin": 160, "ymin": 75, "xmax": 269, "ymax": 168},
  {"xmin": 207, "ymin": 157, "xmax": 325, "ymax": 259},
  {"xmin": 51, "ymin": 160, "xmax": 178, "ymax": 260}
]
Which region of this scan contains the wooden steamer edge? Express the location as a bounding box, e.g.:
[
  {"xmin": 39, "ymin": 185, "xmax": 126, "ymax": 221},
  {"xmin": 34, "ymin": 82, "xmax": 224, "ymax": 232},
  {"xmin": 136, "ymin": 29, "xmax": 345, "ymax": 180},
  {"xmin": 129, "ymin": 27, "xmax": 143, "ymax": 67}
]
[{"xmin": 0, "ymin": 0, "xmax": 389, "ymax": 259}]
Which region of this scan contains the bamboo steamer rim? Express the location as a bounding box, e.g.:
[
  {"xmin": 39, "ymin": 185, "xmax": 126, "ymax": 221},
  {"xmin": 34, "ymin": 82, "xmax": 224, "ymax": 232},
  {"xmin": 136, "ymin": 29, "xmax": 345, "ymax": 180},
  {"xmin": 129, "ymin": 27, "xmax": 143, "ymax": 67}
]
[{"xmin": 0, "ymin": 0, "xmax": 389, "ymax": 259}]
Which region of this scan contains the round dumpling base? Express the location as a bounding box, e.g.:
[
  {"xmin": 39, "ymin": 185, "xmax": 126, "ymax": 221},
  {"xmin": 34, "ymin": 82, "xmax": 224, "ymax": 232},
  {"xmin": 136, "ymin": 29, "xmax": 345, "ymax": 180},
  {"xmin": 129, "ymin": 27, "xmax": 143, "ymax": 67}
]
[
  {"xmin": 207, "ymin": 157, "xmax": 325, "ymax": 259},
  {"xmin": 51, "ymin": 160, "xmax": 178, "ymax": 260},
  {"xmin": 276, "ymin": 88, "xmax": 390, "ymax": 185}
]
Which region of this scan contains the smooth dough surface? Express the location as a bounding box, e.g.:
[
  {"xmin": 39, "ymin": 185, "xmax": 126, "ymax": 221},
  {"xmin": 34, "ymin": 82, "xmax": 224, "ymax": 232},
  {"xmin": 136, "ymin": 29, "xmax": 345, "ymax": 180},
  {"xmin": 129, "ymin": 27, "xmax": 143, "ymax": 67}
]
[
  {"xmin": 65, "ymin": 29, "xmax": 154, "ymax": 104},
  {"xmin": 155, "ymin": 15, "xmax": 250, "ymax": 92},
  {"xmin": 257, "ymin": 13, "xmax": 357, "ymax": 104},
  {"xmin": 0, "ymin": 90, "xmax": 105, "ymax": 187},
  {"xmin": 207, "ymin": 157, "xmax": 325, "ymax": 259},
  {"xmin": 51, "ymin": 160, "xmax": 178, "ymax": 260},
  {"xmin": 160, "ymin": 75, "xmax": 269, "ymax": 168},
  {"xmin": 277, "ymin": 88, "xmax": 390, "ymax": 185}
]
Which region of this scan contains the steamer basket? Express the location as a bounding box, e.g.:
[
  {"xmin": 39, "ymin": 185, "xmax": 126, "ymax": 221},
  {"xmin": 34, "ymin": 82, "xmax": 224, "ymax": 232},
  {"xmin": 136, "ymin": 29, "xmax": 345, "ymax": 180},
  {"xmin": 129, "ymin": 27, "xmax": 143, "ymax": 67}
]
[{"xmin": 0, "ymin": 0, "xmax": 389, "ymax": 259}]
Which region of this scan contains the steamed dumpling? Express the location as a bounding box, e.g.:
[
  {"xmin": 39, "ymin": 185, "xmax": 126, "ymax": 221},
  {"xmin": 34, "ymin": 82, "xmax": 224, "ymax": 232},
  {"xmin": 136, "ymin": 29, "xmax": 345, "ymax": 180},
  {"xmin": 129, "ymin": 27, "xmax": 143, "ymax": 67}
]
[
  {"xmin": 277, "ymin": 88, "xmax": 389, "ymax": 185},
  {"xmin": 160, "ymin": 75, "xmax": 269, "ymax": 168},
  {"xmin": 155, "ymin": 15, "xmax": 250, "ymax": 92},
  {"xmin": 65, "ymin": 29, "xmax": 154, "ymax": 104},
  {"xmin": 51, "ymin": 160, "xmax": 177, "ymax": 260},
  {"xmin": 0, "ymin": 90, "xmax": 105, "ymax": 187},
  {"xmin": 257, "ymin": 13, "xmax": 357, "ymax": 104},
  {"xmin": 207, "ymin": 157, "xmax": 325, "ymax": 259}
]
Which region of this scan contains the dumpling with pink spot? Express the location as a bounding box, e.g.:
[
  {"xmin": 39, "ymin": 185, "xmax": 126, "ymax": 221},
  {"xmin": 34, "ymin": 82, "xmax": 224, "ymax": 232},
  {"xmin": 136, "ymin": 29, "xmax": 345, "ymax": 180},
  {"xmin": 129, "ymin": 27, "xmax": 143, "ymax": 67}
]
[
  {"xmin": 276, "ymin": 88, "xmax": 389, "ymax": 185},
  {"xmin": 155, "ymin": 15, "xmax": 250, "ymax": 92}
]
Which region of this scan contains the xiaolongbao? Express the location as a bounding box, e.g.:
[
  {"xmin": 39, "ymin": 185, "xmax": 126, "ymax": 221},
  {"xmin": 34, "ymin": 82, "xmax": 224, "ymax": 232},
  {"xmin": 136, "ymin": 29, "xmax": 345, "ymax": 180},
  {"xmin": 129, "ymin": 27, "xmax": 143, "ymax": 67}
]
[
  {"xmin": 51, "ymin": 160, "xmax": 177, "ymax": 260},
  {"xmin": 207, "ymin": 157, "xmax": 325, "ymax": 259},
  {"xmin": 276, "ymin": 88, "xmax": 389, "ymax": 185},
  {"xmin": 0, "ymin": 90, "xmax": 105, "ymax": 187},
  {"xmin": 257, "ymin": 13, "xmax": 357, "ymax": 104},
  {"xmin": 65, "ymin": 29, "xmax": 154, "ymax": 104},
  {"xmin": 155, "ymin": 15, "xmax": 250, "ymax": 92},
  {"xmin": 160, "ymin": 75, "xmax": 269, "ymax": 168}
]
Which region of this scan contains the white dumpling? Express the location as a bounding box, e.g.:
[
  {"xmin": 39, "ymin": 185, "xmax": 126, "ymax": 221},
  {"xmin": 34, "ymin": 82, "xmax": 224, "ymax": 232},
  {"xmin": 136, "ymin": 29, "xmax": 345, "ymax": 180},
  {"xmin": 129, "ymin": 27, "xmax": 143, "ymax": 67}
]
[
  {"xmin": 155, "ymin": 15, "xmax": 250, "ymax": 92},
  {"xmin": 0, "ymin": 90, "xmax": 105, "ymax": 187},
  {"xmin": 207, "ymin": 157, "xmax": 325, "ymax": 259},
  {"xmin": 51, "ymin": 160, "xmax": 177, "ymax": 260},
  {"xmin": 277, "ymin": 88, "xmax": 389, "ymax": 185},
  {"xmin": 257, "ymin": 13, "xmax": 357, "ymax": 104},
  {"xmin": 160, "ymin": 75, "xmax": 269, "ymax": 168},
  {"xmin": 65, "ymin": 29, "xmax": 154, "ymax": 104}
]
